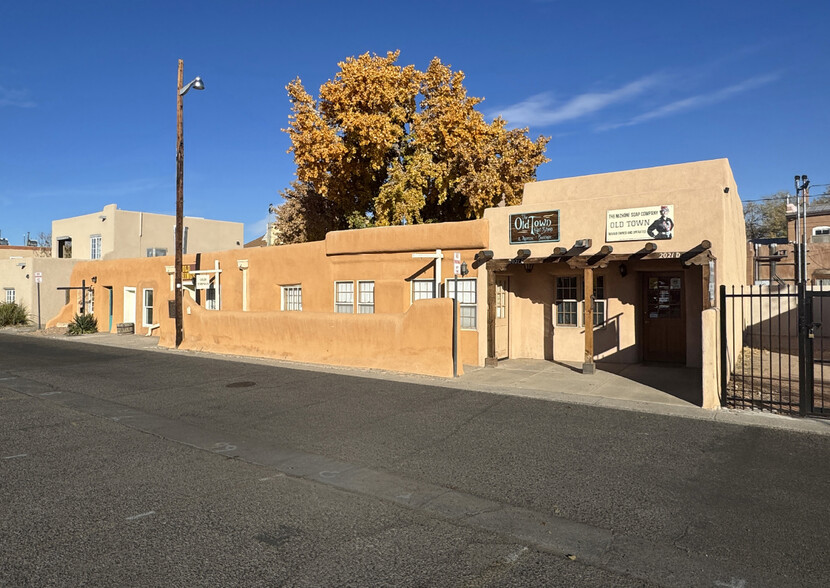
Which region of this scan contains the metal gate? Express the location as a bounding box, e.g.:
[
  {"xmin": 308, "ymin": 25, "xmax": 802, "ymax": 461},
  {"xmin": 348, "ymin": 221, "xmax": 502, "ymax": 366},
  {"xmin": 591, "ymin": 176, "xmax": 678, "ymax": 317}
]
[{"xmin": 720, "ymin": 283, "xmax": 829, "ymax": 417}]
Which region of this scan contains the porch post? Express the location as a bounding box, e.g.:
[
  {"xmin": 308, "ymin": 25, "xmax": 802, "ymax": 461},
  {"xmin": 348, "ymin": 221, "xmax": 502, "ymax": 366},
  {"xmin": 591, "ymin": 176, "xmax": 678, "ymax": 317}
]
[
  {"xmin": 583, "ymin": 267, "xmax": 595, "ymax": 374},
  {"xmin": 485, "ymin": 266, "xmax": 498, "ymax": 367}
]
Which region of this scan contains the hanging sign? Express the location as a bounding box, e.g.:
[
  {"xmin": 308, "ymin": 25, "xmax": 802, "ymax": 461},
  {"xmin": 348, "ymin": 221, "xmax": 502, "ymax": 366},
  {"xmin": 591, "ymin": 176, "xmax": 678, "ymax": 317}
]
[
  {"xmin": 509, "ymin": 210, "xmax": 560, "ymax": 244},
  {"xmin": 606, "ymin": 205, "xmax": 674, "ymax": 242},
  {"xmin": 195, "ymin": 274, "xmax": 210, "ymax": 290}
]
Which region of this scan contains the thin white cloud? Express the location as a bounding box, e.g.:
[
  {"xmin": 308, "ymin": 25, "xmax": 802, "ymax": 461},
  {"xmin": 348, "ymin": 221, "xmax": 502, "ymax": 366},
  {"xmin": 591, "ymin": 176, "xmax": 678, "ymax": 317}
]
[
  {"xmin": 598, "ymin": 73, "xmax": 780, "ymax": 131},
  {"xmin": 0, "ymin": 86, "xmax": 35, "ymax": 108},
  {"xmin": 495, "ymin": 75, "xmax": 660, "ymax": 127}
]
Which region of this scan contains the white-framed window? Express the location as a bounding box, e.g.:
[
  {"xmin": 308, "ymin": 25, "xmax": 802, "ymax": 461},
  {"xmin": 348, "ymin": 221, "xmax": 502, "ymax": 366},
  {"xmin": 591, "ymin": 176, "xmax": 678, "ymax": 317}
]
[
  {"xmin": 90, "ymin": 234, "xmax": 102, "ymax": 260},
  {"xmin": 87, "ymin": 287, "xmax": 95, "ymax": 315},
  {"xmin": 412, "ymin": 279, "xmax": 436, "ymax": 302},
  {"xmin": 4, "ymin": 288, "xmax": 15, "ymax": 303},
  {"xmin": 205, "ymin": 284, "xmax": 220, "ymax": 310},
  {"xmin": 593, "ymin": 276, "xmax": 606, "ymax": 327},
  {"xmin": 281, "ymin": 285, "xmax": 302, "ymax": 311},
  {"xmin": 142, "ymin": 288, "xmax": 154, "ymax": 327},
  {"xmin": 358, "ymin": 281, "xmax": 374, "ymax": 314},
  {"xmin": 446, "ymin": 278, "xmax": 477, "ymax": 329},
  {"xmin": 813, "ymin": 226, "xmax": 830, "ymax": 236},
  {"xmin": 556, "ymin": 276, "xmax": 579, "ymax": 326},
  {"xmin": 335, "ymin": 281, "xmax": 354, "ymax": 313},
  {"xmin": 146, "ymin": 247, "xmax": 168, "ymax": 257}
]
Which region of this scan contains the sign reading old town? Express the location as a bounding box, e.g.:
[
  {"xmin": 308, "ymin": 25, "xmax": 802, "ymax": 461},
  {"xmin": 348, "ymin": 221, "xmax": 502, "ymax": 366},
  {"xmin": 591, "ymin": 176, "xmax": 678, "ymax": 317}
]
[
  {"xmin": 509, "ymin": 210, "xmax": 560, "ymax": 244},
  {"xmin": 606, "ymin": 205, "xmax": 675, "ymax": 242}
]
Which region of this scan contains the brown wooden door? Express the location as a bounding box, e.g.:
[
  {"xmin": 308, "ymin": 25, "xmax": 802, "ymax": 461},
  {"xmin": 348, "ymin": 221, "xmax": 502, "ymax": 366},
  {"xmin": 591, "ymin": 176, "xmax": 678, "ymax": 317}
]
[
  {"xmin": 642, "ymin": 273, "xmax": 686, "ymax": 363},
  {"xmin": 495, "ymin": 276, "xmax": 509, "ymax": 359}
]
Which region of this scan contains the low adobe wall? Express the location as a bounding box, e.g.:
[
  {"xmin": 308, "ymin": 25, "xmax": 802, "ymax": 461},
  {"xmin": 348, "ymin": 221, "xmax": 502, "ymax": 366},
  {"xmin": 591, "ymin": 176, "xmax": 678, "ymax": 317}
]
[{"xmin": 180, "ymin": 296, "xmax": 460, "ymax": 377}]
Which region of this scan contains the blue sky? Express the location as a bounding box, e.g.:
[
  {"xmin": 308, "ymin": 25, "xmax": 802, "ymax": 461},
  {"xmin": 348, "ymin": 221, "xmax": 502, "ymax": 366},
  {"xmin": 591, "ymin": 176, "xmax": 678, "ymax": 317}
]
[{"xmin": 2, "ymin": 0, "xmax": 828, "ymax": 244}]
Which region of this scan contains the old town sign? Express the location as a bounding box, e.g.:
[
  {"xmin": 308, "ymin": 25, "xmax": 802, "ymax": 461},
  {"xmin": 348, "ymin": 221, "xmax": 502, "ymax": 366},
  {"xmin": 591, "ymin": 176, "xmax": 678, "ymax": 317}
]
[{"xmin": 509, "ymin": 210, "xmax": 560, "ymax": 244}]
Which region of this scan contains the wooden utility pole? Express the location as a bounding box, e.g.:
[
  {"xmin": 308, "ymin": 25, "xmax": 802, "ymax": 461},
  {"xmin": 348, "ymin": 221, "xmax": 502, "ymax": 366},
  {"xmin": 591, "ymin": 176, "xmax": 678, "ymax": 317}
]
[{"xmin": 175, "ymin": 60, "xmax": 185, "ymax": 348}]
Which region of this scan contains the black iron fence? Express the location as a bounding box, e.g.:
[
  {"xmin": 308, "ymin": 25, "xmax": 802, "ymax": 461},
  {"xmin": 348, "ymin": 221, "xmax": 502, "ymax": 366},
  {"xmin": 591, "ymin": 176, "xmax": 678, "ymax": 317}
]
[{"xmin": 720, "ymin": 283, "xmax": 829, "ymax": 417}]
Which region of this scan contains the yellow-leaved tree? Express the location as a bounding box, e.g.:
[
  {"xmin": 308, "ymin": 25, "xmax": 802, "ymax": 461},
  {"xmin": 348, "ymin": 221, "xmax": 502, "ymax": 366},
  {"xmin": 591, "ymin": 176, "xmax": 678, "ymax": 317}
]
[{"xmin": 274, "ymin": 51, "xmax": 549, "ymax": 242}]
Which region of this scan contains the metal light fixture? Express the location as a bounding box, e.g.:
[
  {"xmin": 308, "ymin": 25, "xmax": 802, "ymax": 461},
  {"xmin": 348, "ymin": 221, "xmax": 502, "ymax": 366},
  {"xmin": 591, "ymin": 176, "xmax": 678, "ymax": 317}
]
[{"xmin": 179, "ymin": 76, "xmax": 205, "ymax": 96}]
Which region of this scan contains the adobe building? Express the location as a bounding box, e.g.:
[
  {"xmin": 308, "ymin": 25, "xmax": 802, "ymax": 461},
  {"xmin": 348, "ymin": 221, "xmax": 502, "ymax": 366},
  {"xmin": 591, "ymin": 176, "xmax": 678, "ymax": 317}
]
[
  {"xmin": 1, "ymin": 246, "xmax": 76, "ymax": 326},
  {"xmin": 51, "ymin": 203, "xmax": 244, "ymax": 260},
  {"xmin": 48, "ymin": 159, "xmax": 747, "ymax": 408}
]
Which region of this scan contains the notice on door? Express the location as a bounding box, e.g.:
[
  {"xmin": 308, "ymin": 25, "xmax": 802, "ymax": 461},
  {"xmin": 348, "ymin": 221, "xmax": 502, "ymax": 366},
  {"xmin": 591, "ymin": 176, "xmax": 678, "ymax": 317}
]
[{"xmin": 606, "ymin": 205, "xmax": 674, "ymax": 242}]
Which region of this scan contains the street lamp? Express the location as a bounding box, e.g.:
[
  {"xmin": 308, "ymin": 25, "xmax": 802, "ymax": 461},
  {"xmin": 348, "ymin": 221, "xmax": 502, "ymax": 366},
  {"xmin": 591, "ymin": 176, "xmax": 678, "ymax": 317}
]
[{"xmin": 175, "ymin": 60, "xmax": 205, "ymax": 348}]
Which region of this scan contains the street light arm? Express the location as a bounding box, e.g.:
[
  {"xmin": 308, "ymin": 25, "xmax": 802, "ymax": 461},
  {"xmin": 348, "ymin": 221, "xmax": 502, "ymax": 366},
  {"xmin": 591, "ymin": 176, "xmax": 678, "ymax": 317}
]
[{"xmin": 179, "ymin": 76, "xmax": 205, "ymax": 96}]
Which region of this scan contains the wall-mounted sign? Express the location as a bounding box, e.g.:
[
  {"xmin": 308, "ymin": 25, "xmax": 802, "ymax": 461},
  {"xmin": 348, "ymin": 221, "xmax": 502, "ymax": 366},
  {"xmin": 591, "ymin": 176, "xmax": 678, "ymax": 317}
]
[
  {"xmin": 509, "ymin": 210, "xmax": 560, "ymax": 244},
  {"xmin": 606, "ymin": 205, "xmax": 674, "ymax": 242}
]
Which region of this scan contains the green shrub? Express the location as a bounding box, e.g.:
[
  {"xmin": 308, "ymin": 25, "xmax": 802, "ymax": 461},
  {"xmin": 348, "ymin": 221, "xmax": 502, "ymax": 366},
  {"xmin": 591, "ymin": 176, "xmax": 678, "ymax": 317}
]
[
  {"xmin": 0, "ymin": 302, "xmax": 30, "ymax": 326},
  {"xmin": 67, "ymin": 313, "xmax": 98, "ymax": 335}
]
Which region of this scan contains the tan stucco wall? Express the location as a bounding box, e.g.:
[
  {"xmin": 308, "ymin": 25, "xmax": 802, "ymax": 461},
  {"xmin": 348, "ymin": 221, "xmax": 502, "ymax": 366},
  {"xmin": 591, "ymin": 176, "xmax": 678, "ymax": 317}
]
[
  {"xmin": 181, "ymin": 296, "xmax": 459, "ymax": 377},
  {"xmin": 51, "ymin": 204, "xmax": 244, "ymax": 260}
]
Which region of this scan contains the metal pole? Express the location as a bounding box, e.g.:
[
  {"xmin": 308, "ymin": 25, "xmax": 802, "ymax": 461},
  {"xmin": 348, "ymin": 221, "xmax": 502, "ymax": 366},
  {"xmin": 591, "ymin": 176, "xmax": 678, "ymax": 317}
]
[
  {"xmin": 452, "ymin": 274, "xmax": 458, "ymax": 377},
  {"xmin": 37, "ymin": 281, "xmax": 41, "ymax": 330},
  {"xmin": 175, "ymin": 60, "xmax": 184, "ymax": 348},
  {"xmin": 80, "ymin": 279, "xmax": 86, "ymax": 315}
]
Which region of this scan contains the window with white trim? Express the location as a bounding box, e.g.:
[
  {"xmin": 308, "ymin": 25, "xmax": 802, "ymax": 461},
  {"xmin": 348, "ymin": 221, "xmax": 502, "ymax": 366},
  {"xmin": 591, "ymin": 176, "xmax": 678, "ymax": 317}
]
[
  {"xmin": 446, "ymin": 278, "xmax": 477, "ymax": 329},
  {"xmin": 412, "ymin": 279, "xmax": 436, "ymax": 302},
  {"xmin": 556, "ymin": 276, "xmax": 579, "ymax": 326},
  {"xmin": 90, "ymin": 234, "xmax": 102, "ymax": 260},
  {"xmin": 357, "ymin": 281, "xmax": 374, "ymax": 314},
  {"xmin": 87, "ymin": 287, "xmax": 95, "ymax": 315},
  {"xmin": 4, "ymin": 288, "xmax": 15, "ymax": 303},
  {"xmin": 281, "ymin": 285, "xmax": 302, "ymax": 311},
  {"xmin": 146, "ymin": 247, "xmax": 168, "ymax": 257},
  {"xmin": 335, "ymin": 281, "xmax": 354, "ymax": 313},
  {"xmin": 813, "ymin": 226, "xmax": 830, "ymax": 235},
  {"xmin": 142, "ymin": 288, "xmax": 154, "ymax": 326},
  {"xmin": 592, "ymin": 276, "xmax": 606, "ymax": 327}
]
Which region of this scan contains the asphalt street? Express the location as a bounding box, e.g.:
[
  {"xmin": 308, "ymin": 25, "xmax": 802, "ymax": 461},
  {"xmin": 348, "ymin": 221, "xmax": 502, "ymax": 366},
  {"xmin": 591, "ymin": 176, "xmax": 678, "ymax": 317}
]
[{"xmin": 1, "ymin": 332, "xmax": 828, "ymax": 587}]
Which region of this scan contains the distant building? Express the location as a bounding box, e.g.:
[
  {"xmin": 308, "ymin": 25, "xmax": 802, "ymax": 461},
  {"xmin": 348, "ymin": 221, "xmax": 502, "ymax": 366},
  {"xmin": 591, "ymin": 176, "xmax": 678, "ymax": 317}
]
[
  {"xmin": 1, "ymin": 246, "xmax": 75, "ymax": 326},
  {"xmin": 748, "ymin": 199, "xmax": 830, "ymax": 285},
  {"xmin": 51, "ymin": 203, "xmax": 244, "ymax": 260}
]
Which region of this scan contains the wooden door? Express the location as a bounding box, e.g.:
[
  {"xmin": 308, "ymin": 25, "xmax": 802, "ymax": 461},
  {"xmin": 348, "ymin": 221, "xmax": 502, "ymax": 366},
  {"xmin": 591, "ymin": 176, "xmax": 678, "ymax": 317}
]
[
  {"xmin": 642, "ymin": 273, "xmax": 686, "ymax": 363},
  {"xmin": 495, "ymin": 276, "xmax": 509, "ymax": 360}
]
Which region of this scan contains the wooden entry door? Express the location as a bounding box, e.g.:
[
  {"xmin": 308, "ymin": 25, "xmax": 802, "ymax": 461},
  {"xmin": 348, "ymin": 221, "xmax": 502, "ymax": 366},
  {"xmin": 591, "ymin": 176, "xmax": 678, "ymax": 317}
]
[
  {"xmin": 495, "ymin": 276, "xmax": 509, "ymax": 359},
  {"xmin": 643, "ymin": 273, "xmax": 686, "ymax": 363}
]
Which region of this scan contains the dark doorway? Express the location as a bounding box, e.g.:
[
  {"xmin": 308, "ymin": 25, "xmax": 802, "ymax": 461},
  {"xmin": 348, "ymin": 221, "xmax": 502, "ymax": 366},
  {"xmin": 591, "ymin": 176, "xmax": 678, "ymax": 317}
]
[{"xmin": 642, "ymin": 273, "xmax": 686, "ymax": 363}]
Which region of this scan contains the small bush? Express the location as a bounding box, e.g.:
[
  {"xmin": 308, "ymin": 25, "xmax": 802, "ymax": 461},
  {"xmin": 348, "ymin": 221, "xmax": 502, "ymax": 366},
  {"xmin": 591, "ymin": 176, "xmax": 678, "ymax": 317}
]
[
  {"xmin": 67, "ymin": 313, "xmax": 98, "ymax": 335},
  {"xmin": 0, "ymin": 302, "xmax": 30, "ymax": 327}
]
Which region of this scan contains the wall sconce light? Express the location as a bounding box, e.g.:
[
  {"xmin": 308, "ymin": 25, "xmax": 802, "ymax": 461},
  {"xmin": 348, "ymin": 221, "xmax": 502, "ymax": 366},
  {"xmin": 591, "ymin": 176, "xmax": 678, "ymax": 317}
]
[
  {"xmin": 574, "ymin": 239, "xmax": 592, "ymax": 249},
  {"xmin": 91, "ymin": 276, "xmax": 98, "ymax": 284},
  {"xmin": 99, "ymin": 215, "xmax": 107, "ymax": 221},
  {"xmin": 619, "ymin": 263, "xmax": 628, "ymax": 277}
]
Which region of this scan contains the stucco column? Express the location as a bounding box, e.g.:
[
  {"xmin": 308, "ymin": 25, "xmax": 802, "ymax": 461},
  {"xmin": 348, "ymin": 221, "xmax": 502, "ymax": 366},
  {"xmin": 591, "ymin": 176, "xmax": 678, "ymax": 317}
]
[{"xmin": 237, "ymin": 260, "xmax": 249, "ymax": 311}]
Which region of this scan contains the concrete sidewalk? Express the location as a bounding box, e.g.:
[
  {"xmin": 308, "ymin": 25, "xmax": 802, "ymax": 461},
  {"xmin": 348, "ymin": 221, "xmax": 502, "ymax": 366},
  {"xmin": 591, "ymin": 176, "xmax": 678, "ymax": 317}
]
[{"xmin": 6, "ymin": 326, "xmax": 829, "ymax": 437}]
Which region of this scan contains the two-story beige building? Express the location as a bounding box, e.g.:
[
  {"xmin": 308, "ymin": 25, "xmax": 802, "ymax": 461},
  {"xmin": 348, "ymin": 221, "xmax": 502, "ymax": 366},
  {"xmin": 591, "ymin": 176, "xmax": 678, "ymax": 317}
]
[{"xmin": 52, "ymin": 204, "xmax": 244, "ymax": 260}]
